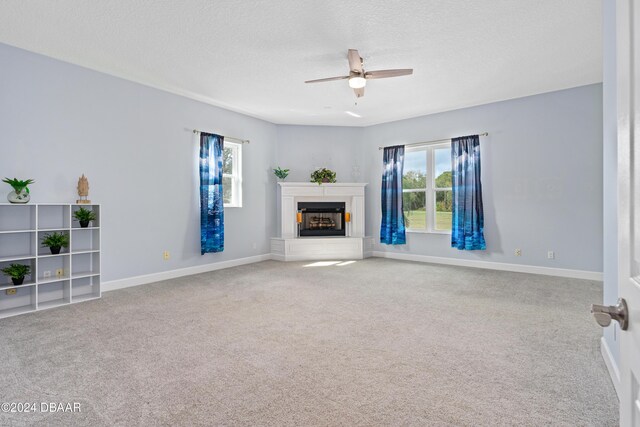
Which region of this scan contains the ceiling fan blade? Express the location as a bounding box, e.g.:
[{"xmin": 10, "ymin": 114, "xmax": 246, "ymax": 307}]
[
  {"xmin": 364, "ymin": 69, "xmax": 413, "ymax": 79},
  {"xmin": 305, "ymin": 75, "xmax": 350, "ymax": 84},
  {"xmin": 348, "ymin": 49, "xmax": 363, "ymax": 73},
  {"xmin": 353, "ymin": 87, "xmax": 365, "ymax": 98}
]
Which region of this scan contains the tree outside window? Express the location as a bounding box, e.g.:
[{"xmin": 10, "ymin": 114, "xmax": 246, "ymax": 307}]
[
  {"xmin": 222, "ymin": 142, "xmax": 242, "ymax": 207},
  {"xmin": 402, "ymin": 143, "xmax": 452, "ymax": 233}
]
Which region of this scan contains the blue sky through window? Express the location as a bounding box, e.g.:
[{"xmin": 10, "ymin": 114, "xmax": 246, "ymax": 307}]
[
  {"xmin": 404, "ymin": 150, "xmax": 426, "ymax": 174},
  {"xmin": 403, "ymin": 146, "xmax": 450, "ymax": 177}
]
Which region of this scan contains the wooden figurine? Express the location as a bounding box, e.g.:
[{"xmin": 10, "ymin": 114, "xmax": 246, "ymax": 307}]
[{"xmin": 76, "ymin": 174, "xmax": 91, "ymax": 204}]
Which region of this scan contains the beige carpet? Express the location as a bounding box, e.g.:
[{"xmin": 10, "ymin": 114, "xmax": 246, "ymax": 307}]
[{"xmin": 0, "ymin": 259, "xmax": 618, "ymax": 426}]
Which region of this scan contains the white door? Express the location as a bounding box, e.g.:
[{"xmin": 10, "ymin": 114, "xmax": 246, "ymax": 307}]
[{"xmin": 617, "ymin": 0, "xmax": 640, "ymax": 425}]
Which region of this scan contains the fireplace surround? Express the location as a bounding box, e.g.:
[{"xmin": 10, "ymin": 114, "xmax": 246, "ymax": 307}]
[{"xmin": 271, "ymin": 182, "xmax": 373, "ymax": 261}]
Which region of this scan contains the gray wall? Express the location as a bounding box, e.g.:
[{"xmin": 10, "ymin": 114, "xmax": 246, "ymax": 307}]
[
  {"xmin": 275, "ymin": 125, "xmax": 365, "ymax": 183},
  {"xmin": 361, "ymin": 84, "xmax": 603, "ymax": 273},
  {"xmin": 0, "ymin": 43, "xmax": 278, "ymax": 282},
  {"xmin": 602, "ymin": 0, "xmax": 619, "ymax": 365}
]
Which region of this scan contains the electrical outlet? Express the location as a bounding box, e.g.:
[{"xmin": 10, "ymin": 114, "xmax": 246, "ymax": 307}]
[
  {"xmin": 163, "ymin": 251, "xmax": 170, "ymax": 260},
  {"xmin": 547, "ymin": 251, "xmax": 555, "ymax": 259},
  {"xmin": 514, "ymin": 248, "xmax": 522, "ymax": 256},
  {"xmin": 6, "ymin": 288, "xmax": 17, "ymax": 295},
  {"xmin": 43, "ymin": 270, "xmax": 51, "ymax": 278},
  {"xmin": 55, "ymin": 268, "xmax": 64, "ymax": 278},
  {"xmin": 252, "ymin": 242, "xmax": 257, "ymax": 250}
]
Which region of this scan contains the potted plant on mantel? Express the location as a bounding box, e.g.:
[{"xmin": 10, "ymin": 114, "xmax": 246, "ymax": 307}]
[
  {"xmin": 2, "ymin": 177, "xmax": 34, "ymax": 204},
  {"xmin": 41, "ymin": 232, "xmax": 69, "ymax": 255},
  {"xmin": 273, "ymin": 167, "xmax": 290, "ymax": 181},
  {"xmin": 310, "ymin": 168, "xmax": 337, "ymax": 185},
  {"xmin": 73, "ymin": 207, "xmax": 97, "ymax": 228},
  {"xmin": 1, "ymin": 263, "xmax": 31, "ymax": 286}
]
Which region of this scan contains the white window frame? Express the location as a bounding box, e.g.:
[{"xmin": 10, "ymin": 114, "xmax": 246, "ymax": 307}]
[
  {"xmin": 223, "ymin": 142, "xmax": 243, "ymax": 208},
  {"xmin": 403, "ymin": 142, "xmax": 451, "ymax": 234}
]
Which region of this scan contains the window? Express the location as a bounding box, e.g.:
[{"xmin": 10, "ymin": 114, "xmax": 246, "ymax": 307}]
[
  {"xmin": 222, "ymin": 142, "xmax": 242, "ymax": 207},
  {"xmin": 402, "ymin": 143, "xmax": 452, "ymax": 233}
]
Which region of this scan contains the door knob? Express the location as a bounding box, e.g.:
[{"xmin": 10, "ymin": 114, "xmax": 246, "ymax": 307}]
[{"xmin": 591, "ymin": 298, "xmax": 629, "ymax": 331}]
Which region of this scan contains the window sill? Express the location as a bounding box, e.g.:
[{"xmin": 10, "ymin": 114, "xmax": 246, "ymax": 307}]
[
  {"xmin": 224, "ymin": 204, "xmax": 242, "ymax": 208},
  {"xmin": 406, "ymin": 229, "xmax": 451, "ymax": 235}
]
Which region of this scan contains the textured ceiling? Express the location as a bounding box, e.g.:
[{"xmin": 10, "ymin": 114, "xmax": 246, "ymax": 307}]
[{"xmin": 0, "ymin": 0, "xmax": 602, "ymax": 126}]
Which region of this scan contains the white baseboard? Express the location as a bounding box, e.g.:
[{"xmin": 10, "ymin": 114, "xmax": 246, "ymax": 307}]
[
  {"xmin": 270, "ymin": 253, "xmax": 286, "ymax": 262},
  {"xmin": 371, "ymin": 251, "xmax": 603, "ymax": 281},
  {"xmin": 600, "ymin": 336, "xmax": 621, "ymax": 399},
  {"xmin": 102, "ymin": 254, "xmax": 272, "ymax": 292}
]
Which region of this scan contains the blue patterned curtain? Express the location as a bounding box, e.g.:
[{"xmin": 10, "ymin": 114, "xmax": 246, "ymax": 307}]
[
  {"xmin": 451, "ymin": 135, "xmax": 486, "ymax": 250},
  {"xmin": 380, "ymin": 145, "xmax": 406, "ymax": 245},
  {"xmin": 200, "ymin": 133, "xmax": 224, "ymax": 254}
]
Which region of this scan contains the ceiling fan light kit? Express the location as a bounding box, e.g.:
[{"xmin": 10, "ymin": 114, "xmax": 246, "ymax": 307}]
[
  {"xmin": 348, "ymin": 76, "xmax": 366, "ymax": 89},
  {"xmin": 305, "ymin": 49, "xmax": 413, "ymax": 98}
]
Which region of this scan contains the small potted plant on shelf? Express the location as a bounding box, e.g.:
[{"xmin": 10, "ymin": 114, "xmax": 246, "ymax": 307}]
[
  {"xmin": 310, "ymin": 168, "xmax": 337, "ymax": 185},
  {"xmin": 73, "ymin": 207, "xmax": 97, "ymax": 228},
  {"xmin": 2, "ymin": 177, "xmax": 34, "ymax": 204},
  {"xmin": 1, "ymin": 263, "xmax": 31, "ymax": 286},
  {"xmin": 273, "ymin": 167, "xmax": 290, "ymax": 181},
  {"xmin": 41, "ymin": 232, "xmax": 69, "ymax": 255}
]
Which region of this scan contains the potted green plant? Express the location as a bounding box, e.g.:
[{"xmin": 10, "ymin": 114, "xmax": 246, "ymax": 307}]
[
  {"xmin": 273, "ymin": 167, "xmax": 290, "ymax": 181},
  {"xmin": 1, "ymin": 263, "xmax": 31, "ymax": 286},
  {"xmin": 41, "ymin": 232, "xmax": 69, "ymax": 255},
  {"xmin": 73, "ymin": 207, "xmax": 97, "ymax": 228},
  {"xmin": 310, "ymin": 168, "xmax": 337, "ymax": 184},
  {"xmin": 2, "ymin": 177, "xmax": 34, "ymax": 204}
]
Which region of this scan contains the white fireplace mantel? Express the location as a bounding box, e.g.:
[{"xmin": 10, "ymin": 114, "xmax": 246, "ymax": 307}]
[
  {"xmin": 271, "ymin": 182, "xmax": 373, "ymax": 261},
  {"xmin": 276, "ymin": 182, "xmax": 366, "ymax": 238}
]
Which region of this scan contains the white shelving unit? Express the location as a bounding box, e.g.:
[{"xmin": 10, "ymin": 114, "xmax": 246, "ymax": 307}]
[{"xmin": 0, "ymin": 203, "xmax": 101, "ymax": 319}]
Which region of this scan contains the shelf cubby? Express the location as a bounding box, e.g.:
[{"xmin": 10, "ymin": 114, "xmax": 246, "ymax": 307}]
[
  {"xmin": 38, "ymin": 279, "xmax": 71, "ymax": 309},
  {"xmin": 0, "ymin": 232, "xmax": 36, "ymax": 260},
  {"xmin": 0, "ymin": 258, "xmax": 36, "ymax": 287},
  {"xmin": 37, "ymin": 230, "xmax": 70, "ymax": 256},
  {"xmin": 71, "ymin": 228, "xmax": 100, "ymax": 252},
  {"xmin": 71, "ymin": 252, "xmax": 100, "ymax": 277},
  {"xmin": 0, "ymin": 284, "xmax": 37, "ymax": 319},
  {"xmin": 72, "ymin": 275, "xmax": 100, "ymax": 301},
  {"xmin": 37, "ymin": 204, "xmax": 70, "ymax": 230},
  {"xmin": 0, "ymin": 204, "xmax": 36, "ymax": 232},
  {"xmin": 71, "ymin": 205, "xmax": 100, "ymax": 229},
  {"xmin": 37, "ymin": 254, "xmax": 71, "ymax": 282}
]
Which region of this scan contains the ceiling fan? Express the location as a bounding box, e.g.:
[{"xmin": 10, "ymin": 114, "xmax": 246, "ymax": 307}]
[{"xmin": 305, "ymin": 49, "xmax": 413, "ymax": 98}]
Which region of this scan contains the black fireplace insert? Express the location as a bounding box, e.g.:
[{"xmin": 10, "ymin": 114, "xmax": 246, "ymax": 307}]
[{"xmin": 298, "ymin": 202, "xmax": 345, "ymax": 237}]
